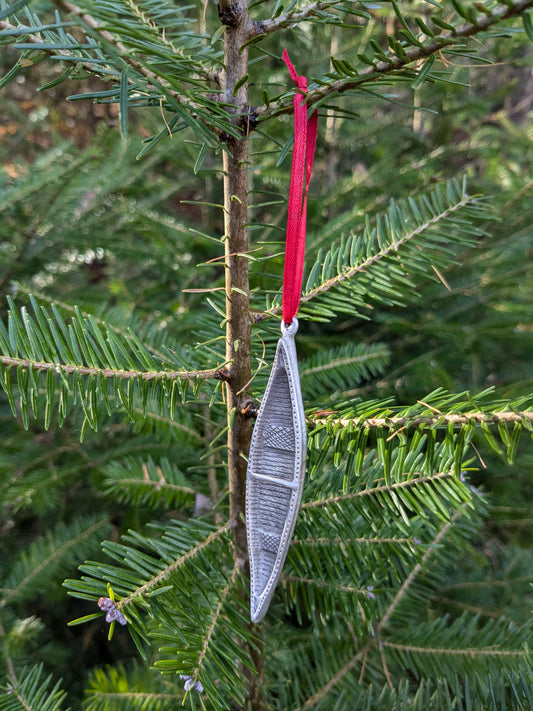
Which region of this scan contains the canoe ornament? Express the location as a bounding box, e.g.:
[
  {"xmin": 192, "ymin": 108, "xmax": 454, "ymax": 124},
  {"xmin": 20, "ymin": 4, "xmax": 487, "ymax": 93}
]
[{"xmin": 246, "ymin": 318, "xmax": 306, "ymax": 623}]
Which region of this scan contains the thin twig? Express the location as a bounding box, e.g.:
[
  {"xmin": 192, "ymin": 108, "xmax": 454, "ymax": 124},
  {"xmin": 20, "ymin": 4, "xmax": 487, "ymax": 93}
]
[
  {"xmin": 256, "ymin": 193, "xmax": 475, "ymax": 321},
  {"xmin": 254, "ymin": 0, "xmax": 533, "ymax": 120},
  {"xmin": 312, "ymin": 410, "xmax": 533, "ymax": 430},
  {"xmin": 291, "ymin": 535, "xmax": 418, "ymax": 546},
  {"xmin": 298, "ymin": 511, "xmax": 461, "ymax": 709},
  {"xmin": 299, "ymin": 642, "xmax": 373, "ymax": 710},
  {"xmin": 0, "ymin": 17, "xmax": 106, "ymax": 77},
  {"xmin": 377, "ymin": 513, "xmax": 458, "ymax": 633},
  {"xmin": 381, "ymin": 640, "xmax": 526, "ymax": 658},
  {"xmin": 2, "ymin": 2, "xmax": 221, "ymax": 127},
  {"xmin": 117, "ymin": 521, "xmax": 233, "ymax": 608},
  {"xmin": 301, "ymin": 471, "xmax": 453, "ymax": 510},
  {"xmin": 192, "ymin": 562, "xmax": 241, "ymax": 682},
  {"xmin": 52, "ymin": 0, "xmax": 192, "ymax": 105},
  {"xmin": 0, "ymin": 354, "xmax": 226, "ymax": 381},
  {"xmin": 282, "ymin": 575, "xmax": 367, "ymax": 595},
  {"xmin": 250, "ymin": 1, "xmax": 336, "ymax": 38}
]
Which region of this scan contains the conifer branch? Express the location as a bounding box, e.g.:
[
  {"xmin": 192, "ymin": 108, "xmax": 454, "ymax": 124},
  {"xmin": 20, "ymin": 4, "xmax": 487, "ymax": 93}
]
[
  {"xmin": 291, "ymin": 536, "xmax": 419, "ymax": 546},
  {"xmin": 116, "ymin": 521, "xmax": 233, "ymax": 609},
  {"xmin": 435, "ymin": 596, "xmax": 500, "ymax": 620},
  {"xmin": 300, "ymin": 347, "xmax": 389, "ymax": 379},
  {"xmin": 377, "ymin": 512, "xmax": 458, "ymax": 633},
  {"xmin": 255, "ymin": 0, "xmax": 533, "ymax": 120},
  {"xmin": 251, "ymin": 1, "xmax": 334, "ymax": 37},
  {"xmin": 380, "ymin": 640, "xmax": 526, "ymax": 658},
  {"xmin": 51, "ymin": 0, "xmax": 198, "ymax": 106},
  {"xmin": 301, "ymin": 471, "xmax": 453, "ymax": 511},
  {"xmin": 105, "ymin": 477, "xmax": 195, "ymax": 496},
  {"xmin": 312, "ymin": 410, "xmax": 533, "ymax": 430},
  {"xmin": 300, "ymin": 643, "xmax": 372, "ymax": 710},
  {"xmin": 0, "ymin": 518, "xmax": 104, "ymax": 606},
  {"xmin": 0, "ymin": 17, "xmax": 102, "ymax": 76},
  {"xmin": 282, "ymin": 576, "xmax": 366, "ymax": 595},
  {"xmin": 299, "ymin": 512, "xmax": 460, "ymax": 709},
  {"xmin": 132, "ymin": 408, "xmax": 203, "ymax": 440},
  {"xmin": 1, "ymin": 1, "xmax": 235, "ymax": 138},
  {"xmin": 257, "ymin": 190, "xmax": 476, "ymax": 321},
  {"xmin": 192, "ymin": 563, "xmax": 241, "ymax": 683},
  {"xmin": 13, "ymin": 285, "xmax": 170, "ymax": 363},
  {"xmin": 0, "ymin": 355, "xmax": 224, "ymax": 382}
]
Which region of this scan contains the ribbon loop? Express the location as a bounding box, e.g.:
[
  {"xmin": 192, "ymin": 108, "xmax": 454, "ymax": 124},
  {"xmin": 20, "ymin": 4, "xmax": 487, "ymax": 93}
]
[{"xmin": 281, "ymin": 50, "xmax": 318, "ymax": 326}]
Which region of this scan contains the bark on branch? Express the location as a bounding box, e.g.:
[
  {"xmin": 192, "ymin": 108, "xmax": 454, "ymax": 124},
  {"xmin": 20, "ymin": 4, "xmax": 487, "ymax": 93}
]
[
  {"xmin": 312, "ymin": 410, "xmax": 533, "ymax": 431},
  {"xmin": 0, "ymin": 355, "xmax": 225, "ymax": 381},
  {"xmin": 254, "ymin": 0, "xmax": 533, "ymax": 121}
]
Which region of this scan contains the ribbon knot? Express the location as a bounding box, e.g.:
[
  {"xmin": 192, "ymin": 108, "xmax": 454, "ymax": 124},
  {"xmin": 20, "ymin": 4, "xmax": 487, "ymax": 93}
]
[
  {"xmin": 281, "ymin": 50, "xmax": 318, "ymax": 326},
  {"xmin": 283, "ymin": 49, "xmax": 308, "ymax": 93}
]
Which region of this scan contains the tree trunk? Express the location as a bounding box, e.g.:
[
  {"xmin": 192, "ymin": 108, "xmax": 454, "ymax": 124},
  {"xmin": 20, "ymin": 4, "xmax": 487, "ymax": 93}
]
[
  {"xmin": 220, "ymin": 3, "xmax": 264, "ymax": 707},
  {"xmin": 220, "ymin": 0, "xmax": 252, "ymax": 565}
]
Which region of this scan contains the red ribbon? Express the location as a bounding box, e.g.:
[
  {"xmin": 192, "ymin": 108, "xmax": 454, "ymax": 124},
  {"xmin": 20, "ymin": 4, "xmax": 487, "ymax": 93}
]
[{"xmin": 282, "ymin": 49, "xmax": 318, "ymax": 326}]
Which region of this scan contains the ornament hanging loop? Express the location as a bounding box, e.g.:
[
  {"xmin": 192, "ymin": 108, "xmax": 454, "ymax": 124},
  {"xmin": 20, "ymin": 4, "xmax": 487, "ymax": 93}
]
[
  {"xmin": 281, "ymin": 317, "xmax": 299, "ymax": 337},
  {"xmin": 281, "ymin": 50, "xmax": 318, "ymax": 326}
]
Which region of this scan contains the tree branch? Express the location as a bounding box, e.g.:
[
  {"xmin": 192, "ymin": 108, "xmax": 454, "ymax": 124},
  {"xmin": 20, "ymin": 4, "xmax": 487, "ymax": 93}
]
[
  {"xmin": 117, "ymin": 521, "xmax": 233, "ymax": 608},
  {"xmin": 51, "ymin": 0, "xmax": 191, "ymax": 99},
  {"xmin": 250, "ymin": 1, "xmax": 337, "ymax": 38},
  {"xmin": 0, "ymin": 17, "xmax": 104, "ymax": 77},
  {"xmin": 301, "ymin": 471, "xmax": 454, "ymax": 511},
  {"xmin": 254, "ymin": 191, "xmax": 475, "ymax": 322},
  {"xmin": 281, "ymin": 575, "xmax": 367, "ymax": 595},
  {"xmin": 192, "ymin": 563, "xmax": 241, "ymax": 684},
  {"xmin": 312, "ymin": 410, "xmax": 533, "ymax": 430},
  {"xmin": 13, "ymin": 284, "xmax": 172, "ymax": 363},
  {"xmin": 299, "ymin": 642, "xmax": 372, "ymax": 710},
  {"xmin": 377, "ymin": 512, "xmax": 459, "ymax": 633},
  {"xmin": 255, "ymin": 0, "xmax": 533, "ymax": 121},
  {"xmin": 382, "ymin": 640, "xmax": 526, "ymax": 658},
  {"xmin": 298, "ymin": 511, "xmax": 461, "ymax": 709},
  {"xmin": 1, "ymin": 1, "xmax": 226, "ymax": 129},
  {"xmin": 0, "ymin": 355, "xmax": 227, "ymax": 381},
  {"xmin": 291, "ymin": 535, "xmax": 417, "ymax": 546}
]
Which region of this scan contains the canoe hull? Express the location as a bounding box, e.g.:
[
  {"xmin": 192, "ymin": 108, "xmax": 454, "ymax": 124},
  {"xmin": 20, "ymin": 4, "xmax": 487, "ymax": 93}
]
[{"xmin": 246, "ymin": 320, "xmax": 306, "ymax": 623}]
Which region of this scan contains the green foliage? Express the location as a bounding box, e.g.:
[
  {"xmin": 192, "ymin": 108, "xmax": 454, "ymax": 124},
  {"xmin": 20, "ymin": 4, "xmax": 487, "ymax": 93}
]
[
  {"xmin": 101, "ymin": 456, "xmax": 196, "ymax": 509},
  {"xmin": 296, "ymin": 179, "xmax": 488, "ymax": 321},
  {"xmin": 1, "ymin": 0, "xmax": 533, "ymax": 709},
  {"xmin": 64, "ymin": 519, "xmax": 256, "ymax": 707},
  {"xmin": 82, "ymin": 662, "xmax": 182, "ymax": 711},
  {"xmin": 0, "ymin": 0, "xmax": 236, "ymax": 147},
  {"xmin": 0, "ymin": 664, "xmax": 68, "ymax": 711},
  {"xmin": 0, "ymin": 293, "xmax": 211, "ymax": 434},
  {"xmin": 308, "ymin": 389, "xmax": 533, "ymax": 478},
  {"xmin": 300, "ymin": 341, "xmax": 390, "ymax": 401},
  {"xmin": 1, "ymin": 515, "xmax": 111, "ymax": 605}
]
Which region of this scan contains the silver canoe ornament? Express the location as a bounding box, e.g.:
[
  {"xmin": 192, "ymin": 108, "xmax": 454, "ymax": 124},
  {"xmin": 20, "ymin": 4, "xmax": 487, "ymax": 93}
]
[{"xmin": 246, "ymin": 318, "xmax": 307, "ymax": 623}]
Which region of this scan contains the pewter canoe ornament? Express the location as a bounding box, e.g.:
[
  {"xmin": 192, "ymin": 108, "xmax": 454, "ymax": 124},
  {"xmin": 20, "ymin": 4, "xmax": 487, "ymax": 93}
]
[{"xmin": 246, "ymin": 318, "xmax": 306, "ymax": 623}]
